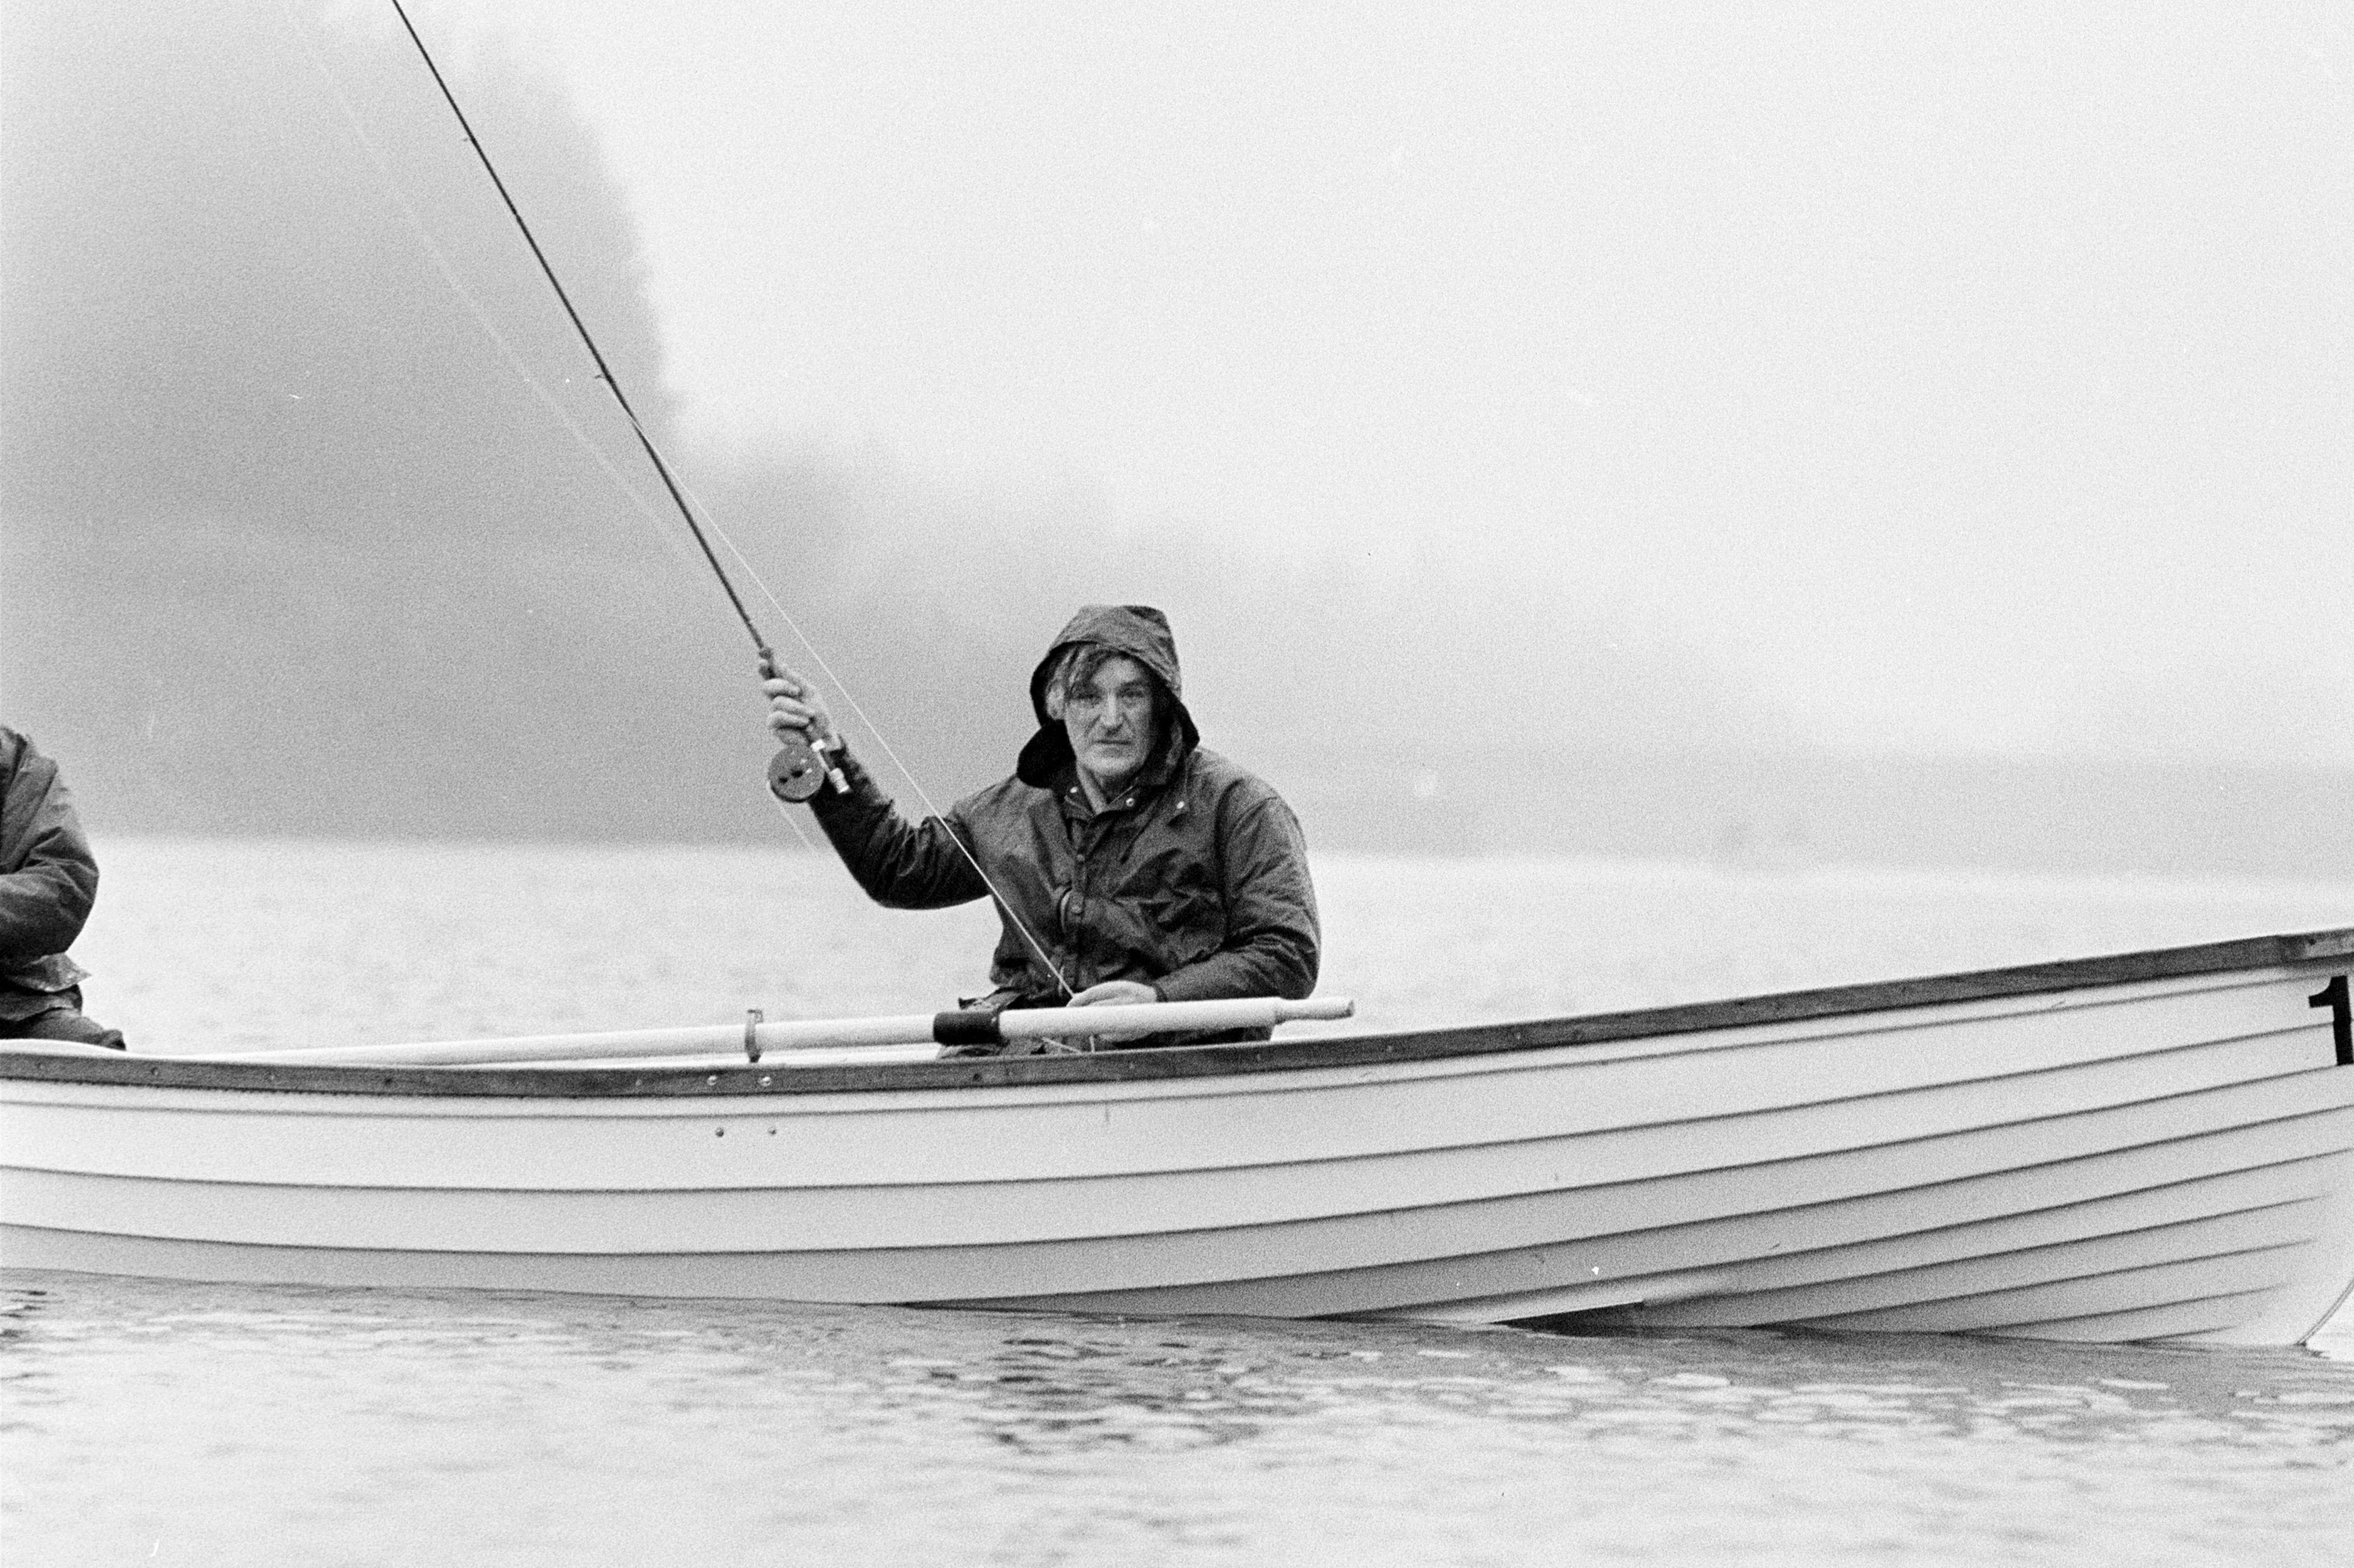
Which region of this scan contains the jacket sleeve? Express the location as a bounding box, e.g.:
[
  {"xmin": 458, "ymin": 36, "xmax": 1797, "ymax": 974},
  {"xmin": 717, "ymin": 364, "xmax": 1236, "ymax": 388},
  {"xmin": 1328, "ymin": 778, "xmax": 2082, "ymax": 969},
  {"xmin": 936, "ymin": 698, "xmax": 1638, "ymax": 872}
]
[
  {"xmin": 805, "ymin": 746, "xmax": 991, "ymax": 910},
  {"xmin": 1150, "ymin": 791, "xmax": 1320, "ymax": 1004},
  {"xmin": 0, "ymin": 755, "xmax": 100, "ymax": 965}
]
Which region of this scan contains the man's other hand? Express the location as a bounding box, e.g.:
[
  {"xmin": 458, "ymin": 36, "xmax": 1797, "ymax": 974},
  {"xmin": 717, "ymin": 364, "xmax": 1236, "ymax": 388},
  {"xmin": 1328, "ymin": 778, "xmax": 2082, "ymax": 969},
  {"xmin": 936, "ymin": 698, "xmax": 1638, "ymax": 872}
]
[
  {"xmin": 1071, "ymin": 980, "xmax": 1158, "ymax": 1008},
  {"xmin": 1068, "ymin": 979, "xmax": 1160, "ymax": 1042}
]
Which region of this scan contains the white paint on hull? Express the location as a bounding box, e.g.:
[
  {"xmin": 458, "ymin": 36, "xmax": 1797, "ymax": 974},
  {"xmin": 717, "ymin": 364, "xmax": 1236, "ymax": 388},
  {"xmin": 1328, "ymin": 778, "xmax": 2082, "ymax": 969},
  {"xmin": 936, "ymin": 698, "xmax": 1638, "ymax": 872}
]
[{"xmin": 6, "ymin": 954, "xmax": 2352, "ymax": 1345}]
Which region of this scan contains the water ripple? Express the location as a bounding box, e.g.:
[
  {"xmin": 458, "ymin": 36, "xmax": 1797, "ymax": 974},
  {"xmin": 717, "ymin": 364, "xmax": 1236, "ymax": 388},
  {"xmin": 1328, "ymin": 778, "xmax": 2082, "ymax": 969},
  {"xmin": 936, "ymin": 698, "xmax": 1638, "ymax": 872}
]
[{"xmin": 4, "ymin": 1272, "xmax": 2348, "ymax": 1566}]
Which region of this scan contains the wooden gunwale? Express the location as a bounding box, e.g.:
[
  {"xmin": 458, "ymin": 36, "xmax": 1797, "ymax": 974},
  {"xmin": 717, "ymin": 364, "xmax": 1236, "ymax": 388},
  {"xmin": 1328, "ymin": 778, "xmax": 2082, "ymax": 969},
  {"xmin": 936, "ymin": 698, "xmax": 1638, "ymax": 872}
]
[{"xmin": 4, "ymin": 926, "xmax": 2347, "ymax": 1101}]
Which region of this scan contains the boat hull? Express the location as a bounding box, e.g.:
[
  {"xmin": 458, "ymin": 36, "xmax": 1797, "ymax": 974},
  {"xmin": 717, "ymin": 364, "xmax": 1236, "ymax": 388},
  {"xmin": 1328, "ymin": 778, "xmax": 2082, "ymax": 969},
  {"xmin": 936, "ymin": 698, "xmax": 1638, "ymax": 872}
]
[{"xmin": 7, "ymin": 932, "xmax": 2353, "ymax": 1345}]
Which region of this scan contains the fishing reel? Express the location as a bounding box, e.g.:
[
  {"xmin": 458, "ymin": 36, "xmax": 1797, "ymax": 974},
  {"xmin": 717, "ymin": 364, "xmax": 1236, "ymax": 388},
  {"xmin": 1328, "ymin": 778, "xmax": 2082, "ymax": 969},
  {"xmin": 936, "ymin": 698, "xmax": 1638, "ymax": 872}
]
[{"xmin": 767, "ymin": 731, "xmax": 831, "ymax": 803}]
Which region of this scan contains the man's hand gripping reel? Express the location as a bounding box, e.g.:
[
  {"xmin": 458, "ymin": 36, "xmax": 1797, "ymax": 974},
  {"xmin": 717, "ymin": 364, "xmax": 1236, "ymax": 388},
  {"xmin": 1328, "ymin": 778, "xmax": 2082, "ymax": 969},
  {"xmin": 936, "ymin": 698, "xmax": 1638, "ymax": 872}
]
[{"xmin": 761, "ymin": 649, "xmax": 849, "ymax": 803}]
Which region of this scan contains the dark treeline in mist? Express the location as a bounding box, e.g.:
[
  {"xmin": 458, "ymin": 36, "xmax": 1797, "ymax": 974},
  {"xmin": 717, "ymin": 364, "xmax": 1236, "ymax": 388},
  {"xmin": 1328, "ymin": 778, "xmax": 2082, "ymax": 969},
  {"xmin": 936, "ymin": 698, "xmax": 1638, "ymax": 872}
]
[
  {"xmin": 0, "ymin": 0, "xmax": 1777, "ymax": 848},
  {"xmin": 5, "ymin": 1, "xmax": 753, "ymax": 838},
  {"xmin": 7, "ymin": 2, "xmax": 2348, "ymax": 879}
]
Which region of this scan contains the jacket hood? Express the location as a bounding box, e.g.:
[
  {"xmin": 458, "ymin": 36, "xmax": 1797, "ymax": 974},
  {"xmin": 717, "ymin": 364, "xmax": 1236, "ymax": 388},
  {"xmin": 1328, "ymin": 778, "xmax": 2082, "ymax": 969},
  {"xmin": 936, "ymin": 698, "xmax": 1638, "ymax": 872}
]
[{"xmin": 1016, "ymin": 604, "xmax": 1201, "ymax": 786}]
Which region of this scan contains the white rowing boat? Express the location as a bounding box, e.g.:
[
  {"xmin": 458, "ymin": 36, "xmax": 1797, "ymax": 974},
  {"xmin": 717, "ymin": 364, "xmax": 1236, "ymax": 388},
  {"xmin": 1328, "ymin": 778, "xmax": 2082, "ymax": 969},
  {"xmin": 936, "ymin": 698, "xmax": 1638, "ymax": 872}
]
[{"xmin": 5, "ymin": 928, "xmax": 2351, "ymax": 1345}]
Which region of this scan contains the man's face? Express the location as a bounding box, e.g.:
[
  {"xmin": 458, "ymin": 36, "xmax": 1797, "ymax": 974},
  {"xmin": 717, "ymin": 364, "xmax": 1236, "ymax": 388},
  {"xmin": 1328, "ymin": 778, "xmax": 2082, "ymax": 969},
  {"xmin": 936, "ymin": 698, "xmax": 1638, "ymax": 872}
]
[{"xmin": 1061, "ymin": 653, "xmax": 1159, "ymax": 794}]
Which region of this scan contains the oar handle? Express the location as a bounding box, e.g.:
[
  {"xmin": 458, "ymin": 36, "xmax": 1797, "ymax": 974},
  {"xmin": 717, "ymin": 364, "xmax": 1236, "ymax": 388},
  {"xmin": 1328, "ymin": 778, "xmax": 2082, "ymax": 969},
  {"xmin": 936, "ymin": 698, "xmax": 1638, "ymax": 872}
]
[{"xmin": 968, "ymin": 995, "xmax": 1354, "ymax": 1045}]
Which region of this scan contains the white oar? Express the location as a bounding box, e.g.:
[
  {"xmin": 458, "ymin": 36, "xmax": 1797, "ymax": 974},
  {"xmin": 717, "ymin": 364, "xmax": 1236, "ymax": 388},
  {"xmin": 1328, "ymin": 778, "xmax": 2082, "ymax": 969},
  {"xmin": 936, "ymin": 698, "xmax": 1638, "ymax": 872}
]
[{"xmin": 180, "ymin": 996, "xmax": 1356, "ymax": 1068}]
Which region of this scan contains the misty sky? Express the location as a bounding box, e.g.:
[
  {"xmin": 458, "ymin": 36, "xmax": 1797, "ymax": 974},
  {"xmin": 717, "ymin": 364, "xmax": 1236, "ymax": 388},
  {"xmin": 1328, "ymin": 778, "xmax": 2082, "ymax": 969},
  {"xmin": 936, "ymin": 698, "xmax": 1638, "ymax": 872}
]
[
  {"xmin": 413, "ymin": 0, "xmax": 2354, "ymax": 766},
  {"xmin": 7, "ymin": 1, "xmax": 2351, "ymax": 779}
]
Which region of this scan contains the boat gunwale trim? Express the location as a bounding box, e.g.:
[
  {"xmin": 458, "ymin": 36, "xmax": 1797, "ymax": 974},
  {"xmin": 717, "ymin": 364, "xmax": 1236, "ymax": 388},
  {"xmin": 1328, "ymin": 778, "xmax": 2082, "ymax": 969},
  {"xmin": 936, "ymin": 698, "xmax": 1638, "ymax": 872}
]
[{"xmin": 4, "ymin": 927, "xmax": 2348, "ymax": 1099}]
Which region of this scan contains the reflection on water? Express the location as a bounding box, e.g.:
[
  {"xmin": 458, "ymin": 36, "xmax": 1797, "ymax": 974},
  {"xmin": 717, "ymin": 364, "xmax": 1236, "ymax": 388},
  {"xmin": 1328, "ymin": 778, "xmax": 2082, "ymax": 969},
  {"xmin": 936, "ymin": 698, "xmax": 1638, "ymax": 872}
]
[{"xmin": 5, "ymin": 1271, "xmax": 2349, "ymax": 1566}]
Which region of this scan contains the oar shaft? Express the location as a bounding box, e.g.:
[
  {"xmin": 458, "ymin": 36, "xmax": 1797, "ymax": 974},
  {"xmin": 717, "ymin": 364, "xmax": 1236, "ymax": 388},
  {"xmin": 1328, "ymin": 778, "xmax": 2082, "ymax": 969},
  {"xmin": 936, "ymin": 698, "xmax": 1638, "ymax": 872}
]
[
  {"xmin": 210, "ymin": 1015, "xmax": 932, "ymax": 1067},
  {"xmin": 185, "ymin": 996, "xmax": 1356, "ymax": 1068}
]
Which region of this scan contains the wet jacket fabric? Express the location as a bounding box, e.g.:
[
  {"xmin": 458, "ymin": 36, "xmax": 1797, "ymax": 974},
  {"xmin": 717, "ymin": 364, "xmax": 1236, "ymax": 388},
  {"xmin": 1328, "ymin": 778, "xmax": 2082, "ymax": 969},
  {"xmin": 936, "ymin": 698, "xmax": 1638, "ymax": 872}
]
[
  {"xmin": 807, "ymin": 606, "xmax": 1319, "ymax": 1034},
  {"xmin": 0, "ymin": 729, "xmax": 99, "ymax": 1022}
]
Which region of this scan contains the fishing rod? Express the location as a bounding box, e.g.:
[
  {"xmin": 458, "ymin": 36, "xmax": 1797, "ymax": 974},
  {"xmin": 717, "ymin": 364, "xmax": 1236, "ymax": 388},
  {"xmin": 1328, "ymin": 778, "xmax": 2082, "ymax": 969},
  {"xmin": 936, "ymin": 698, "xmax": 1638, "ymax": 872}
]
[{"xmin": 386, "ymin": 0, "xmax": 839, "ymax": 802}]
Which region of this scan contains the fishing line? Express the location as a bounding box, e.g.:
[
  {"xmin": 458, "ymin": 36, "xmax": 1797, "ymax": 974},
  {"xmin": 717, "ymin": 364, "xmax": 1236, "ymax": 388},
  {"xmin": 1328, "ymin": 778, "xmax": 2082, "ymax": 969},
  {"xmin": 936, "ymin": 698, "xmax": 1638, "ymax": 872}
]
[
  {"xmin": 382, "ymin": 0, "xmax": 771, "ymax": 654},
  {"xmin": 282, "ymin": 3, "xmax": 714, "ymax": 578},
  {"xmin": 363, "ymin": 2, "xmax": 1074, "ymax": 995},
  {"xmin": 293, "ymin": 12, "xmax": 833, "ymax": 861}
]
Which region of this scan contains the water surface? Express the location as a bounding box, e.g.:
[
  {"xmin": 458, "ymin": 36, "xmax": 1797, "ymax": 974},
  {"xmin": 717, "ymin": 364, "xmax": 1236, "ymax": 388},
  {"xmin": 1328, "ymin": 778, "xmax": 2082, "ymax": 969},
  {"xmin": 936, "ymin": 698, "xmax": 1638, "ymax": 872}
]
[
  {"xmin": 7, "ymin": 841, "xmax": 2353, "ymax": 1564},
  {"xmin": 6, "ymin": 1274, "xmax": 2349, "ymax": 1567}
]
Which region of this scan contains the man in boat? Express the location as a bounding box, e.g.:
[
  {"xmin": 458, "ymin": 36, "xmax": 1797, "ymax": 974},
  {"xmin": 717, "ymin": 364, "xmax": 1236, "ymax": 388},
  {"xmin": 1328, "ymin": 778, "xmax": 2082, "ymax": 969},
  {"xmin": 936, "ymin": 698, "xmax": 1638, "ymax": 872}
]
[
  {"xmin": 0, "ymin": 728, "xmax": 127, "ymax": 1051},
  {"xmin": 762, "ymin": 604, "xmax": 1319, "ymax": 1052}
]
